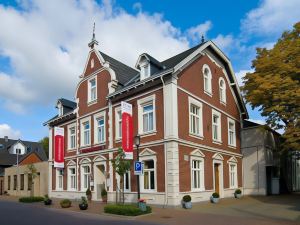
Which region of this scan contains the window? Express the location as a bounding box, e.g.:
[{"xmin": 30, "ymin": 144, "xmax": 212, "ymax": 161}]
[
  {"xmin": 191, "ymin": 159, "xmax": 204, "ymax": 190},
  {"xmin": 212, "ymin": 110, "xmax": 221, "ymax": 142},
  {"xmin": 20, "ymin": 174, "xmax": 24, "ymax": 190},
  {"xmin": 219, "ymin": 78, "xmax": 226, "ymax": 104},
  {"xmin": 81, "ymin": 165, "xmax": 90, "ymax": 190},
  {"xmin": 28, "ymin": 174, "xmax": 32, "ymax": 190},
  {"xmin": 203, "ymin": 65, "xmax": 212, "ymax": 95},
  {"xmin": 124, "ymin": 170, "xmax": 131, "ymax": 192},
  {"xmin": 138, "ymin": 95, "xmax": 156, "ymax": 134},
  {"xmin": 68, "ymin": 125, "xmax": 76, "ymax": 150},
  {"xmin": 189, "ymin": 97, "xmax": 203, "ymax": 137},
  {"xmin": 8, "ymin": 176, "xmax": 10, "ymax": 190},
  {"xmin": 68, "ymin": 167, "xmax": 76, "ymax": 190},
  {"xmin": 140, "ymin": 60, "xmax": 150, "ymax": 80},
  {"xmin": 91, "ymin": 58, "xmax": 94, "ymax": 68},
  {"xmin": 56, "ymin": 169, "xmax": 63, "ymax": 190},
  {"xmin": 143, "ymin": 160, "xmax": 155, "ymax": 191},
  {"xmin": 94, "ymin": 112, "xmax": 106, "ymax": 144},
  {"xmin": 228, "ymin": 118, "xmax": 236, "ymax": 147},
  {"xmin": 115, "ymin": 109, "xmax": 122, "ymax": 140},
  {"xmin": 229, "ymin": 164, "xmax": 238, "ymax": 188},
  {"xmin": 16, "ymin": 148, "xmax": 21, "ymax": 154},
  {"xmin": 88, "ymin": 78, "xmax": 97, "ymax": 102},
  {"xmin": 13, "ymin": 175, "xmax": 17, "ymax": 190},
  {"xmin": 81, "ymin": 118, "xmax": 91, "ymax": 147}
]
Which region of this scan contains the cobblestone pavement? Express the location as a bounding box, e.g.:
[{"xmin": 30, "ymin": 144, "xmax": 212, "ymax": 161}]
[{"xmin": 1, "ymin": 194, "xmax": 299, "ymax": 225}]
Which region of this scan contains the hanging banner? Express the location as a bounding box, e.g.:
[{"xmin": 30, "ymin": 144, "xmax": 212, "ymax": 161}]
[
  {"xmin": 121, "ymin": 101, "xmax": 133, "ymax": 160},
  {"xmin": 54, "ymin": 127, "xmax": 65, "ymax": 168}
]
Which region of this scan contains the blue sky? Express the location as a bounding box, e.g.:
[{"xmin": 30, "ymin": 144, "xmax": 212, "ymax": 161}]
[{"xmin": 0, "ymin": 0, "xmax": 299, "ymax": 141}]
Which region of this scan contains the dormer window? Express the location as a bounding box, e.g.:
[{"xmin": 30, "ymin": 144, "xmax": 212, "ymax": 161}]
[
  {"xmin": 140, "ymin": 61, "xmax": 150, "ymax": 80},
  {"xmin": 57, "ymin": 102, "xmax": 63, "ymax": 116}
]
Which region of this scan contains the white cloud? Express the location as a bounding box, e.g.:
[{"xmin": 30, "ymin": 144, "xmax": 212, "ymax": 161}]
[
  {"xmin": 212, "ymin": 34, "xmax": 234, "ymax": 52},
  {"xmin": 235, "ymin": 69, "xmax": 254, "ymax": 86},
  {"xmin": 187, "ymin": 21, "xmax": 212, "ymax": 42},
  {"xmin": 0, "ymin": 0, "xmax": 205, "ymax": 113},
  {"xmin": 247, "ymin": 119, "xmax": 266, "ymax": 125},
  {"xmin": 241, "ymin": 0, "xmax": 300, "ymax": 36},
  {"xmin": 0, "ymin": 124, "xmax": 21, "ymax": 139}
]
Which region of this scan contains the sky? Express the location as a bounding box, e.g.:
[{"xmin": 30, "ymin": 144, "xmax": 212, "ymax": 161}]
[{"xmin": 0, "ymin": 0, "xmax": 299, "ymax": 141}]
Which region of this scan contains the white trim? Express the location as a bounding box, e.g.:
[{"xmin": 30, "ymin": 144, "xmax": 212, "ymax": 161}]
[
  {"xmin": 228, "ymin": 162, "xmax": 238, "ymax": 189},
  {"xmin": 212, "ymin": 159, "xmax": 224, "ymax": 197},
  {"xmin": 56, "ymin": 168, "xmax": 64, "ymax": 191},
  {"xmin": 190, "ymin": 149, "xmax": 205, "ymax": 158},
  {"xmin": 219, "ymin": 77, "xmax": 226, "ymax": 104},
  {"xmin": 67, "ymin": 166, "xmax": 77, "ymax": 191},
  {"xmin": 79, "ymin": 157, "xmax": 92, "ymax": 165},
  {"xmin": 87, "ymin": 76, "xmax": 97, "ymax": 104},
  {"xmin": 190, "ymin": 154, "xmax": 205, "ymax": 191},
  {"xmin": 188, "ymin": 96, "xmax": 203, "ymax": 138},
  {"xmin": 139, "ymin": 149, "xmax": 157, "ymax": 193},
  {"xmin": 227, "ymin": 156, "xmax": 238, "ymax": 163},
  {"xmin": 114, "ymin": 106, "xmax": 122, "ymax": 140},
  {"xmin": 137, "ymin": 94, "xmax": 156, "ymax": 135},
  {"xmin": 227, "ymin": 117, "xmax": 236, "ymax": 147},
  {"xmin": 67, "ymin": 160, "xmax": 76, "ymax": 166},
  {"xmin": 67, "ymin": 123, "xmax": 77, "ymax": 150},
  {"xmin": 80, "ymin": 164, "xmax": 91, "ymax": 191},
  {"xmin": 212, "ymin": 109, "xmax": 222, "ymax": 143},
  {"xmin": 202, "ymin": 64, "xmax": 212, "ymax": 96},
  {"xmin": 80, "ymin": 116, "xmax": 91, "ymax": 147},
  {"xmin": 93, "ymin": 111, "xmax": 106, "ymax": 145},
  {"xmin": 212, "ymin": 153, "xmax": 224, "ymax": 161}
]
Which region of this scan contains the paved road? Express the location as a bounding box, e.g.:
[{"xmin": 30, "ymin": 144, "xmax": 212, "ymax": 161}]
[{"xmin": 0, "ymin": 200, "xmax": 159, "ymax": 225}]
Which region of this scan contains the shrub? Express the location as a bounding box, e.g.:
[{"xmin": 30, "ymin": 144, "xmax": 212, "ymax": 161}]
[
  {"xmin": 235, "ymin": 189, "xmax": 242, "ymax": 194},
  {"xmin": 182, "ymin": 195, "xmax": 191, "ymax": 202},
  {"xmin": 104, "ymin": 204, "xmax": 152, "ymax": 216},
  {"xmin": 86, "ymin": 188, "xmax": 91, "ymax": 196},
  {"xmin": 212, "ymin": 192, "xmax": 220, "ymax": 198},
  {"xmin": 80, "ymin": 196, "xmax": 88, "ymax": 205},
  {"xmin": 19, "ymin": 196, "xmax": 44, "ymax": 203},
  {"xmin": 60, "ymin": 199, "xmax": 72, "ymax": 208},
  {"xmin": 101, "ymin": 189, "xmax": 107, "ymax": 197}
]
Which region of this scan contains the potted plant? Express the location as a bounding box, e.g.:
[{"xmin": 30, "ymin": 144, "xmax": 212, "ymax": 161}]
[
  {"xmin": 44, "ymin": 194, "xmax": 52, "ymax": 205},
  {"xmin": 60, "ymin": 199, "xmax": 71, "ymax": 208},
  {"xmin": 182, "ymin": 195, "xmax": 192, "ymax": 209},
  {"xmin": 79, "ymin": 196, "xmax": 88, "ymax": 210},
  {"xmin": 211, "ymin": 192, "xmax": 220, "ymax": 203},
  {"xmin": 234, "ymin": 189, "xmax": 242, "ymax": 199},
  {"xmin": 101, "ymin": 189, "xmax": 107, "ymax": 203},
  {"xmin": 86, "ymin": 188, "xmax": 92, "ymax": 201}
]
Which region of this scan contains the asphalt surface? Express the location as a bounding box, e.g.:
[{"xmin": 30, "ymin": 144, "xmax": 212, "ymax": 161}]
[{"xmin": 0, "ymin": 200, "xmax": 159, "ymax": 225}]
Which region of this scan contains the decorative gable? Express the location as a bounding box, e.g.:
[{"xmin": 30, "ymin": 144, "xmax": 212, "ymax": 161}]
[
  {"xmin": 139, "ymin": 148, "xmax": 156, "ymax": 157},
  {"xmin": 67, "ymin": 160, "xmax": 76, "ymax": 166},
  {"xmin": 93, "ymin": 155, "xmax": 107, "ymax": 162},
  {"xmin": 190, "ymin": 149, "xmax": 205, "ymax": 157},
  {"xmin": 227, "ymin": 156, "xmax": 238, "ymax": 163},
  {"xmin": 212, "ymin": 153, "xmax": 224, "ymax": 161}
]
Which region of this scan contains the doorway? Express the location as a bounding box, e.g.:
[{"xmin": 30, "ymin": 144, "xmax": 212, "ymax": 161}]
[
  {"xmin": 94, "ymin": 164, "xmax": 106, "ymax": 200},
  {"xmin": 214, "ymin": 163, "xmax": 220, "ymax": 194}
]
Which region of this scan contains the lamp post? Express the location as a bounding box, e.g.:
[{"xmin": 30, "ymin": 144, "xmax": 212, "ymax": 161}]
[{"xmin": 134, "ymin": 135, "xmax": 141, "ymax": 200}]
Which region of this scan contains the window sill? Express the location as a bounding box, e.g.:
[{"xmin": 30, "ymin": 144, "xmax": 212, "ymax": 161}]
[
  {"xmin": 212, "ymin": 140, "xmax": 222, "ymax": 145},
  {"xmin": 190, "ymin": 189, "xmax": 206, "ymax": 192},
  {"xmin": 87, "ymin": 99, "xmax": 97, "ymax": 106},
  {"xmin": 228, "ymin": 145, "xmax": 237, "ymax": 149},
  {"xmin": 80, "ymin": 145, "xmax": 91, "ymax": 149},
  {"xmin": 140, "ymin": 130, "xmax": 157, "ymax": 138},
  {"xmin": 140, "ymin": 189, "xmax": 157, "ymax": 193},
  {"xmin": 204, "ymin": 91, "xmax": 212, "ymax": 97},
  {"xmin": 189, "ymin": 133, "xmax": 204, "ymax": 140},
  {"xmin": 220, "ymin": 101, "xmax": 226, "ymax": 106},
  {"xmin": 94, "ymin": 142, "xmax": 106, "ymax": 146},
  {"xmin": 67, "ymin": 148, "xmax": 76, "ymax": 152},
  {"xmin": 115, "ymin": 138, "xmax": 122, "ymax": 143}
]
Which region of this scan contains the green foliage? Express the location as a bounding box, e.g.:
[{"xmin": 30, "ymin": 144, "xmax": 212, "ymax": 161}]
[
  {"xmin": 60, "ymin": 199, "xmax": 72, "ymax": 208},
  {"xmin": 19, "ymin": 196, "xmax": 44, "ymax": 203},
  {"xmin": 182, "ymin": 195, "xmax": 192, "ymax": 202},
  {"xmin": 104, "ymin": 204, "xmax": 152, "ymax": 216},
  {"xmin": 44, "ymin": 194, "xmax": 50, "ymax": 200},
  {"xmin": 86, "ymin": 188, "xmax": 91, "ymax": 196},
  {"xmin": 80, "ymin": 196, "xmax": 88, "ymax": 205},
  {"xmin": 242, "ymin": 22, "xmax": 300, "ymax": 152},
  {"xmin": 212, "ymin": 192, "xmax": 220, "ymax": 198},
  {"xmin": 235, "ymin": 189, "xmax": 242, "ymax": 194},
  {"xmin": 39, "ymin": 136, "xmax": 49, "ymax": 157},
  {"xmin": 101, "ymin": 189, "xmax": 107, "ymax": 197}
]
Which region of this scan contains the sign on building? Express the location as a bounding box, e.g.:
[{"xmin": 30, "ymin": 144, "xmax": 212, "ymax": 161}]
[
  {"xmin": 121, "ymin": 101, "xmax": 133, "ymax": 160},
  {"xmin": 54, "ymin": 127, "xmax": 65, "ymax": 168},
  {"xmin": 134, "ymin": 161, "xmax": 144, "ymax": 175}
]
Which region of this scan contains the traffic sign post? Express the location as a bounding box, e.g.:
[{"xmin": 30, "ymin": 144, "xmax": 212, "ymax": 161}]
[{"xmin": 134, "ymin": 161, "xmax": 144, "ymax": 175}]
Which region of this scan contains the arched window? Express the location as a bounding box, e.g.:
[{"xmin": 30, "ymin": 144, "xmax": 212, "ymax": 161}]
[
  {"xmin": 219, "ymin": 78, "xmax": 226, "ymax": 104},
  {"xmin": 202, "ymin": 65, "xmax": 212, "ymax": 95}
]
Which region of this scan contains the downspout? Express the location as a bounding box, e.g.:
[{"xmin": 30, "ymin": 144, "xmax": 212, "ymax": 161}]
[{"xmin": 160, "ymin": 75, "xmax": 168, "ymax": 208}]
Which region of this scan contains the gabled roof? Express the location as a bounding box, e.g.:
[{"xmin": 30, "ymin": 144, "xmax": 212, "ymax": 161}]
[
  {"xmin": 135, "ymin": 53, "xmax": 164, "ymax": 69},
  {"xmin": 57, "ymin": 98, "xmax": 77, "ymax": 109}
]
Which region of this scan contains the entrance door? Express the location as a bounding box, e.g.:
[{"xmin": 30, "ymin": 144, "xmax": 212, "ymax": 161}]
[
  {"xmin": 0, "ymin": 179, "xmax": 3, "ymax": 195},
  {"xmin": 214, "ymin": 164, "xmax": 220, "ymax": 194},
  {"xmin": 94, "ymin": 164, "xmax": 106, "ymax": 200}
]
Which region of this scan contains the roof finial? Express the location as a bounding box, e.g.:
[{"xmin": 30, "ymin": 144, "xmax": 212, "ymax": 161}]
[
  {"xmin": 88, "ymin": 22, "xmax": 99, "ymax": 49},
  {"xmin": 201, "ymin": 35, "xmax": 205, "ymax": 43}
]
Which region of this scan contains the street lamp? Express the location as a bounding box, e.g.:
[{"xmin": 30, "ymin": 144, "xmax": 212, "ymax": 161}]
[{"xmin": 134, "ymin": 135, "xmax": 141, "ymax": 200}]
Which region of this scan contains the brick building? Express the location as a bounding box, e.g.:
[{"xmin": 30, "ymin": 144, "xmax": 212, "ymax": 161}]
[{"xmin": 44, "ymin": 33, "xmax": 248, "ymax": 206}]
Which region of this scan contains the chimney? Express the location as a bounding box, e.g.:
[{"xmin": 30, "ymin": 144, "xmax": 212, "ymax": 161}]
[{"xmin": 4, "ymin": 136, "xmax": 8, "ymax": 142}]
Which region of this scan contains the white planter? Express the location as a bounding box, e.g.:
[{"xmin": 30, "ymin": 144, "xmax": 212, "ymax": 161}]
[{"xmin": 210, "ymin": 196, "xmax": 219, "ymax": 203}]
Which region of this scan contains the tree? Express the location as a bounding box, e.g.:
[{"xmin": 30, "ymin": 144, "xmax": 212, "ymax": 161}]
[
  {"xmin": 26, "ymin": 164, "xmax": 38, "ymax": 197},
  {"xmin": 39, "ymin": 137, "xmax": 49, "ymax": 157},
  {"xmin": 242, "ymin": 22, "xmax": 300, "ymax": 151},
  {"xmin": 111, "ymin": 148, "xmax": 131, "ymax": 204}
]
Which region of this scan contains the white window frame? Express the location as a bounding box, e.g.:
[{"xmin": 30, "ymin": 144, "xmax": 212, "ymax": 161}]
[
  {"xmin": 140, "ymin": 154, "xmax": 157, "ymax": 193},
  {"xmin": 56, "ymin": 169, "xmax": 63, "ymax": 190},
  {"xmin": 80, "ymin": 164, "xmax": 91, "ymax": 191},
  {"xmin": 140, "ymin": 60, "xmax": 150, "ymax": 80},
  {"xmin": 94, "ymin": 111, "xmax": 106, "ymax": 145},
  {"xmin": 212, "ymin": 109, "xmax": 222, "ymax": 143},
  {"xmin": 80, "ymin": 117, "xmax": 91, "ymax": 147},
  {"xmin": 202, "ymin": 64, "xmax": 212, "ymax": 96},
  {"xmin": 67, "ymin": 166, "xmax": 77, "ymax": 191},
  {"xmin": 115, "ymin": 107, "xmax": 122, "ymax": 140},
  {"xmin": 88, "ymin": 77, "xmax": 97, "ymax": 103},
  {"xmin": 123, "ymin": 170, "xmax": 131, "ymax": 192},
  {"xmin": 229, "ymin": 163, "xmax": 238, "ymax": 189},
  {"xmin": 91, "ymin": 58, "xmax": 94, "ymax": 68},
  {"xmin": 190, "ymin": 156, "xmax": 205, "ymax": 191},
  {"xmin": 188, "ymin": 97, "xmax": 203, "ymax": 138},
  {"xmin": 219, "ymin": 77, "xmax": 226, "ymax": 104},
  {"xmin": 227, "ymin": 118, "xmax": 236, "ymax": 147},
  {"xmin": 138, "ymin": 94, "xmax": 156, "ymax": 135},
  {"xmin": 67, "ymin": 123, "xmax": 76, "ymax": 150}
]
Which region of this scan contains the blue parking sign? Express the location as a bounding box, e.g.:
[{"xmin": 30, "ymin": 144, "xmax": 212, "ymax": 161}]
[{"xmin": 134, "ymin": 161, "xmax": 143, "ymax": 175}]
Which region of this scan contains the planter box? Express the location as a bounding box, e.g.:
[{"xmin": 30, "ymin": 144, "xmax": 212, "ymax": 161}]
[
  {"xmin": 183, "ymin": 201, "xmax": 192, "ymax": 209},
  {"xmin": 138, "ymin": 202, "xmax": 147, "ymax": 212},
  {"xmin": 234, "ymin": 193, "xmax": 242, "ymax": 199},
  {"xmin": 210, "ymin": 196, "xmax": 219, "ymax": 203}
]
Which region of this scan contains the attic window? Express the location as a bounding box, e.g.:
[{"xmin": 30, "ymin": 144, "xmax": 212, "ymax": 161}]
[
  {"xmin": 91, "ymin": 59, "xmax": 94, "ymax": 68},
  {"xmin": 58, "ymin": 104, "xmax": 63, "ymax": 116},
  {"xmin": 140, "ymin": 61, "xmax": 150, "ymax": 80}
]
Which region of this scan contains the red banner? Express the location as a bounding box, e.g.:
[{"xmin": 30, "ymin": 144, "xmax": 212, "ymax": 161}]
[
  {"xmin": 54, "ymin": 127, "xmax": 65, "ymax": 168},
  {"xmin": 121, "ymin": 101, "xmax": 133, "ymax": 159}
]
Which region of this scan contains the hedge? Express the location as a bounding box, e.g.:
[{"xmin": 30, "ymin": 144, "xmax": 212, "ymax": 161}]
[
  {"xmin": 104, "ymin": 204, "xmax": 152, "ymax": 216},
  {"xmin": 19, "ymin": 196, "xmax": 44, "ymax": 203}
]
